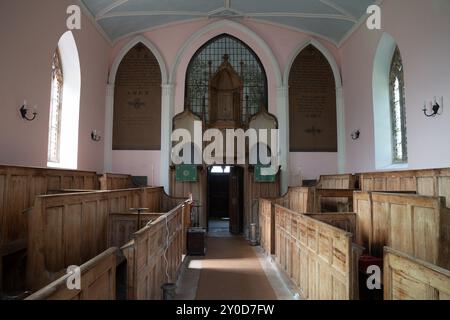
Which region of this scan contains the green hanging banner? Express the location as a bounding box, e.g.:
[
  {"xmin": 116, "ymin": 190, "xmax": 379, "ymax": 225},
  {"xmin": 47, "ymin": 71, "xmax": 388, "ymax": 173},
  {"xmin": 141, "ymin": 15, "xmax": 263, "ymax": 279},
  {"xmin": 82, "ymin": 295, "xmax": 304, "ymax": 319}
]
[
  {"xmin": 254, "ymin": 165, "xmax": 276, "ymax": 183},
  {"xmin": 176, "ymin": 165, "xmax": 198, "ymax": 182}
]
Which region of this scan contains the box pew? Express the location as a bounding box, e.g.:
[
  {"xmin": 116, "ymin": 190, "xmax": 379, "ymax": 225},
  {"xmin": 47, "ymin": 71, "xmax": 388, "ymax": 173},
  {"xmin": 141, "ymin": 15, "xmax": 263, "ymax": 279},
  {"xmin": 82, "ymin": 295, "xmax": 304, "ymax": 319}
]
[
  {"xmin": 384, "ymin": 247, "xmax": 450, "ymax": 300},
  {"xmin": 99, "ymin": 173, "xmax": 135, "ymax": 190},
  {"xmin": 26, "ymin": 187, "xmax": 188, "ymax": 291},
  {"xmin": 274, "ymin": 204, "xmax": 361, "ymax": 300},
  {"xmin": 0, "ymin": 165, "xmax": 100, "ymax": 293},
  {"xmin": 259, "ymin": 187, "xmax": 314, "ymax": 255},
  {"xmin": 316, "ymin": 174, "xmax": 359, "ymax": 212},
  {"xmin": 0, "ymin": 165, "xmax": 99, "ymax": 254},
  {"xmin": 360, "ymin": 168, "xmax": 450, "ymax": 208},
  {"xmin": 120, "ymin": 202, "xmax": 190, "ymax": 300},
  {"xmin": 354, "ymin": 192, "xmax": 450, "ymax": 269},
  {"xmin": 316, "ymin": 174, "xmax": 358, "ymax": 189},
  {"xmin": 25, "ymin": 247, "xmax": 118, "ymax": 300}
]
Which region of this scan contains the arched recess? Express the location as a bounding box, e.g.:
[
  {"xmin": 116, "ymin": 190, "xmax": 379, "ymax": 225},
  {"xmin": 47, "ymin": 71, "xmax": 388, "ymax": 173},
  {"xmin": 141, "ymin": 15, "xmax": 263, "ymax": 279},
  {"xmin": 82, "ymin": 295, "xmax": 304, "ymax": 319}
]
[
  {"xmin": 105, "ymin": 35, "xmax": 168, "ymax": 187},
  {"xmin": 284, "ymin": 39, "xmax": 345, "ymax": 179},
  {"xmin": 48, "ymin": 31, "xmax": 81, "ymax": 170},
  {"xmin": 170, "ymin": 20, "xmax": 286, "ymax": 192},
  {"xmin": 372, "ymin": 33, "xmax": 407, "ymax": 169}
]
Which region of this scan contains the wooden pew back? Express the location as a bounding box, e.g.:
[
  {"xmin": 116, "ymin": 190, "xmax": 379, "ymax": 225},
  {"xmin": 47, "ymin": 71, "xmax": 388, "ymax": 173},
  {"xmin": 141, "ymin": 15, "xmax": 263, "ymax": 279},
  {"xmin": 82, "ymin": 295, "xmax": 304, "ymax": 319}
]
[
  {"xmin": 0, "ymin": 165, "xmax": 98, "ymax": 255},
  {"xmin": 360, "ymin": 168, "xmax": 450, "ymax": 207},
  {"xmin": 26, "ymin": 248, "xmax": 118, "ymax": 300},
  {"xmin": 26, "ymin": 187, "xmax": 187, "ymax": 290},
  {"xmin": 384, "ymin": 247, "xmax": 450, "ymax": 300},
  {"xmin": 121, "ymin": 203, "xmax": 189, "ymax": 300},
  {"xmin": 274, "ymin": 205, "xmax": 357, "ymax": 300},
  {"xmin": 354, "ymin": 191, "xmax": 450, "ymax": 269},
  {"xmin": 99, "ymin": 173, "xmax": 135, "ymax": 190},
  {"xmin": 317, "ymin": 174, "xmax": 358, "ymax": 189}
]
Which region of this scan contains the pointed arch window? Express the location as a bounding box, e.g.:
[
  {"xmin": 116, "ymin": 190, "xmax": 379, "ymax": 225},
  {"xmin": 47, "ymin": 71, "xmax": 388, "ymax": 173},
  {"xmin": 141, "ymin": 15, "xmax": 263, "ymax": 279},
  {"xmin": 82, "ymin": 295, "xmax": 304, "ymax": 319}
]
[
  {"xmin": 185, "ymin": 34, "xmax": 268, "ymax": 123},
  {"xmin": 48, "ymin": 49, "xmax": 64, "ymax": 163},
  {"xmin": 389, "ymin": 47, "xmax": 407, "ymax": 163}
]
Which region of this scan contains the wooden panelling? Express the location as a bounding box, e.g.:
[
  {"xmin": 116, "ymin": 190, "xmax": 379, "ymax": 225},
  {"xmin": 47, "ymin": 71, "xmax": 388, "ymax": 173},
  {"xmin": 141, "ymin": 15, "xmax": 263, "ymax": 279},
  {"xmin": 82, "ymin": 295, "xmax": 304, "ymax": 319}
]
[
  {"xmin": 384, "ymin": 247, "xmax": 450, "ymax": 300},
  {"xmin": 170, "ymin": 166, "xmax": 206, "ymax": 227},
  {"xmin": 26, "ymin": 248, "xmax": 118, "ymax": 300},
  {"xmin": 305, "ymin": 213, "xmax": 357, "ymax": 236},
  {"xmin": 108, "ymin": 213, "xmax": 162, "ymax": 248},
  {"xmin": 26, "ymin": 187, "xmax": 189, "ymax": 290},
  {"xmin": 360, "ymin": 168, "xmax": 450, "ymax": 208},
  {"xmin": 259, "ymin": 187, "xmax": 314, "ymax": 255},
  {"xmin": 99, "ymin": 173, "xmax": 135, "ymax": 190},
  {"xmin": 314, "ymin": 189, "xmax": 354, "ymax": 213},
  {"xmin": 317, "ymin": 174, "xmax": 357, "ymax": 189},
  {"xmin": 274, "ymin": 205, "xmax": 358, "ymax": 300},
  {"xmin": 354, "ymin": 192, "xmax": 450, "ymax": 269},
  {"xmin": 0, "ymin": 165, "xmax": 99, "ymax": 260},
  {"xmin": 121, "ymin": 204, "xmax": 188, "ymax": 300}
]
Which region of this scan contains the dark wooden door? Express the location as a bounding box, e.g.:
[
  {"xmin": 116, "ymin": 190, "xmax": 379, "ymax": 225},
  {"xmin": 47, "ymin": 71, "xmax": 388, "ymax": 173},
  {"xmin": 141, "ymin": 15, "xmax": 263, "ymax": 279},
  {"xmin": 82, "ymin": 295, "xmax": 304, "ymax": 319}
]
[{"xmin": 229, "ymin": 167, "xmax": 243, "ymax": 234}]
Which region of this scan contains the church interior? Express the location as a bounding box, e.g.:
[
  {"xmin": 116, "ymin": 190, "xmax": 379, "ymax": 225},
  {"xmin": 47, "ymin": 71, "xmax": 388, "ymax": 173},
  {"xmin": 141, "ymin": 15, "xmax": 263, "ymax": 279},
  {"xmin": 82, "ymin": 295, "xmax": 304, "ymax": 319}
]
[{"xmin": 0, "ymin": 0, "xmax": 449, "ymax": 301}]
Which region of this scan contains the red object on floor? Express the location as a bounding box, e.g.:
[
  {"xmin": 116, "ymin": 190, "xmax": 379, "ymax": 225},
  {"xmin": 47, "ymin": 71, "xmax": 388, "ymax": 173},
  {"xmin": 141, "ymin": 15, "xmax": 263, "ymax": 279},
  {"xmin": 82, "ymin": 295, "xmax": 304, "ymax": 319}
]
[{"xmin": 359, "ymin": 255, "xmax": 383, "ymax": 272}]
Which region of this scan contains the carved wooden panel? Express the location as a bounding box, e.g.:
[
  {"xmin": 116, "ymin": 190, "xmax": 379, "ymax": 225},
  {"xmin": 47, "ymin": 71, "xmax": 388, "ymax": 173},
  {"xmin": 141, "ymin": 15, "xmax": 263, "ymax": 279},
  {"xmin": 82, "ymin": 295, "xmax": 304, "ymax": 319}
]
[
  {"xmin": 289, "ymin": 45, "xmax": 337, "ymax": 152},
  {"xmin": 113, "ymin": 43, "xmax": 162, "ymax": 150}
]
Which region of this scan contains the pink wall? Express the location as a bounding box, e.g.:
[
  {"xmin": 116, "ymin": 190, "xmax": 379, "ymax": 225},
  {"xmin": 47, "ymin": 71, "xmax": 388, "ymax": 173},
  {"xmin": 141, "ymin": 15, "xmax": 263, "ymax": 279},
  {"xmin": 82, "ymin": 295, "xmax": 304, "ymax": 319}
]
[
  {"xmin": 109, "ymin": 19, "xmax": 341, "ymax": 180},
  {"xmin": 341, "ymin": 0, "xmax": 450, "ymax": 173},
  {"xmin": 112, "ymin": 151, "xmax": 161, "ymax": 186},
  {"xmin": 0, "ymin": 0, "xmax": 110, "ymax": 172}
]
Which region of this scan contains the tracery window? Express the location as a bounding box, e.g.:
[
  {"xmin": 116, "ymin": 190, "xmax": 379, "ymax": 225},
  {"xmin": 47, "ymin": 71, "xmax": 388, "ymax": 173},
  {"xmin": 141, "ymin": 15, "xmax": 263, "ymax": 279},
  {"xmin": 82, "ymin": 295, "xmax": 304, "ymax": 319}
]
[
  {"xmin": 389, "ymin": 47, "xmax": 408, "ymax": 163},
  {"xmin": 185, "ymin": 34, "xmax": 268, "ymax": 123}
]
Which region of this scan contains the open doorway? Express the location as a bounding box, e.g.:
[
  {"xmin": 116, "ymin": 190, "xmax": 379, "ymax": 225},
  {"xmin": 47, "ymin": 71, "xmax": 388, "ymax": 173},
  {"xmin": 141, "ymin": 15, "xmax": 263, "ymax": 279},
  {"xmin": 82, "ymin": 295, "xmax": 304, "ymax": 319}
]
[{"xmin": 207, "ymin": 166, "xmax": 244, "ymax": 234}]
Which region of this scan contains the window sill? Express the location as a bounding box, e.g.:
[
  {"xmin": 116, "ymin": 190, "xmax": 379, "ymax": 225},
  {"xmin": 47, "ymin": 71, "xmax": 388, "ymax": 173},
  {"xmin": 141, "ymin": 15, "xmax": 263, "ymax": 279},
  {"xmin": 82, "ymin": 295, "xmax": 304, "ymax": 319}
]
[{"xmin": 378, "ymin": 163, "xmax": 409, "ymax": 170}]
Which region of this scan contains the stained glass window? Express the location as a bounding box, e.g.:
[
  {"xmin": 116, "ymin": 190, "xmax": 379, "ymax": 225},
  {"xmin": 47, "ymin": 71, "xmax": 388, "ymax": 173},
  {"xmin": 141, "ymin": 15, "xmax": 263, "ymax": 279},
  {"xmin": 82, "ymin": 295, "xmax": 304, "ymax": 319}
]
[
  {"xmin": 389, "ymin": 47, "xmax": 407, "ymax": 163},
  {"xmin": 185, "ymin": 34, "xmax": 268, "ymax": 123},
  {"xmin": 48, "ymin": 49, "xmax": 63, "ymax": 163}
]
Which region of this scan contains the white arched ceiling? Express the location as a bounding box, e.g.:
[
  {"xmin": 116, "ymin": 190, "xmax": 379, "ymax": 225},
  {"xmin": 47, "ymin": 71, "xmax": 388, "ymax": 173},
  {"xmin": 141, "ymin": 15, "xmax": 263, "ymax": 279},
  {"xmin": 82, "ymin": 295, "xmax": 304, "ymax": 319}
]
[{"xmin": 79, "ymin": 0, "xmax": 377, "ymax": 46}]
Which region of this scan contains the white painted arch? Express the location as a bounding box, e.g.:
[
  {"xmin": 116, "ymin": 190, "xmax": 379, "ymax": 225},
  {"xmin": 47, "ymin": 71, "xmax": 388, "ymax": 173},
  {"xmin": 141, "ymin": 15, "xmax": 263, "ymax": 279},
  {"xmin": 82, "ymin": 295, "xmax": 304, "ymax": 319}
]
[
  {"xmin": 104, "ymin": 35, "xmax": 170, "ymax": 190},
  {"xmin": 283, "ymin": 38, "xmax": 346, "ymax": 175}
]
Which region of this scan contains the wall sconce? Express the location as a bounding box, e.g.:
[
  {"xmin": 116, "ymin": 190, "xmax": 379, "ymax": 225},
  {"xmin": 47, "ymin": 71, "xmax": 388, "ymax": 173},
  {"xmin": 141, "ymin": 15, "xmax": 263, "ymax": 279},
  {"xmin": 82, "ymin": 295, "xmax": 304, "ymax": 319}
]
[
  {"xmin": 20, "ymin": 101, "xmax": 37, "ymax": 121},
  {"xmin": 423, "ymin": 97, "xmax": 443, "ymax": 117},
  {"xmin": 91, "ymin": 130, "xmax": 102, "ymax": 142},
  {"xmin": 351, "ymin": 129, "xmax": 361, "ymax": 140}
]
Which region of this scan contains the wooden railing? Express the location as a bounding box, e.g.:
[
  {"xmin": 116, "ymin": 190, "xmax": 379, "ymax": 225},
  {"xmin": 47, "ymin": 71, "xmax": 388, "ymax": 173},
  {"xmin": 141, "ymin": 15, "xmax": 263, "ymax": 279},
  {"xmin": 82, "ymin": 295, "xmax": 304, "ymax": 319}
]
[
  {"xmin": 274, "ymin": 205, "xmax": 360, "ymax": 300},
  {"xmin": 99, "ymin": 173, "xmax": 135, "ymax": 190},
  {"xmin": 120, "ymin": 203, "xmax": 190, "ymax": 300},
  {"xmin": 26, "ymin": 187, "xmax": 188, "ymax": 290},
  {"xmin": 26, "ymin": 248, "xmax": 118, "ymax": 300},
  {"xmin": 354, "ymin": 191, "xmax": 450, "ymax": 269},
  {"xmin": 384, "ymin": 247, "xmax": 450, "ymax": 300}
]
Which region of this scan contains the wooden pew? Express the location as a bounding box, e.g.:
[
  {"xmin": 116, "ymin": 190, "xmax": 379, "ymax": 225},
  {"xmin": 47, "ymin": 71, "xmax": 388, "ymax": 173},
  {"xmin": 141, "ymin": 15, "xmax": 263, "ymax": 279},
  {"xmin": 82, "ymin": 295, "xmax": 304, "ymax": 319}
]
[
  {"xmin": 0, "ymin": 164, "xmax": 99, "ymax": 293},
  {"xmin": 313, "ymin": 188, "xmax": 355, "ymax": 213},
  {"xmin": 99, "ymin": 173, "xmax": 135, "ymax": 190},
  {"xmin": 25, "ymin": 248, "xmax": 118, "ymax": 300},
  {"xmin": 316, "ymin": 174, "xmax": 358, "ymax": 189},
  {"xmin": 119, "ymin": 203, "xmax": 190, "ymax": 300},
  {"xmin": 360, "ymin": 168, "xmax": 450, "ymax": 207},
  {"xmin": 354, "ymin": 191, "xmax": 450, "ymax": 269},
  {"xmin": 259, "ymin": 187, "xmax": 314, "ymax": 255},
  {"xmin": 384, "ymin": 247, "xmax": 450, "ymax": 300},
  {"xmin": 26, "ymin": 187, "xmax": 188, "ymax": 291},
  {"xmin": 274, "ymin": 204, "xmax": 361, "ymax": 300}
]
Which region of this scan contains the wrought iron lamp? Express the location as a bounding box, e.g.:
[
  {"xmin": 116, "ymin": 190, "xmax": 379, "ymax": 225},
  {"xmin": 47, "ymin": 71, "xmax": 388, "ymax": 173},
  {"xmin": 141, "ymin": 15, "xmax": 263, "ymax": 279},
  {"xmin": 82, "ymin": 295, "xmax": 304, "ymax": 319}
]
[
  {"xmin": 91, "ymin": 130, "xmax": 102, "ymax": 142},
  {"xmin": 423, "ymin": 97, "xmax": 444, "ymax": 117},
  {"xmin": 351, "ymin": 129, "xmax": 361, "ymax": 140},
  {"xmin": 20, "ymin": 101, "xmax": 37, "ymax": 121}
]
